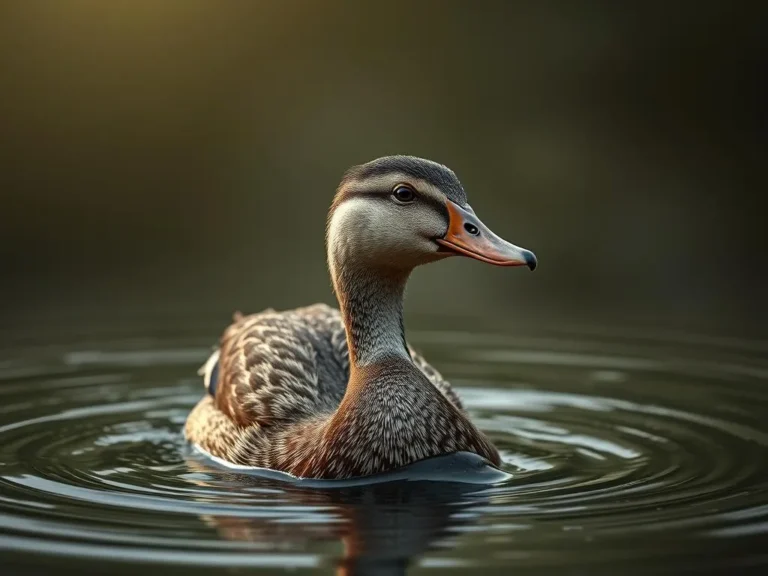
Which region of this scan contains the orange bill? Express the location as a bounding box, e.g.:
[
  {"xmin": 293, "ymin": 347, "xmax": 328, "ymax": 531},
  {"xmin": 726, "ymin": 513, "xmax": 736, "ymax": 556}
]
[{"xmin": 436, "ymin": 200, "xmax": 537, "ymax": 270}]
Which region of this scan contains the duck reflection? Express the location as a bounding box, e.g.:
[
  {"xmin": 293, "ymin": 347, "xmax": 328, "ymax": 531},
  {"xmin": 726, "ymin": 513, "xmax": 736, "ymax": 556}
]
[{"xmin": 184, "ymin": 455, "xmax": 497, "ymax": 575}]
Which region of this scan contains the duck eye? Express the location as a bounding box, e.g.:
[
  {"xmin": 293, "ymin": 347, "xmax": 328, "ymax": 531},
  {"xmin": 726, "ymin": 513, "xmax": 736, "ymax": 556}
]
[{"xmin": 392, "ymin": 185, "xmax": 416, "ymax": 204}]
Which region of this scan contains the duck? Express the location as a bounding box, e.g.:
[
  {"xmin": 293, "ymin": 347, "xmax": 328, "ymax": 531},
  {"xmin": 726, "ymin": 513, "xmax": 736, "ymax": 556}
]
[{"xmin": 184, "ymin": 155, "xmax": 537, "ymax": 479}]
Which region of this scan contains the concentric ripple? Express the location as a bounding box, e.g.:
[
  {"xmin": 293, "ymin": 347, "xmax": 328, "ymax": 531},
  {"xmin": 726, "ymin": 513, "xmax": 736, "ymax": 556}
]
[{"xmin": 0, "ymin": 325, "xmax": 767, "ymax": 575}]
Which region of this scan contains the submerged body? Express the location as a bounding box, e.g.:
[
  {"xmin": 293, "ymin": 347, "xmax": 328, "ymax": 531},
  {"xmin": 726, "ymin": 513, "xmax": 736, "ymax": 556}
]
[{"xmin": 185, "ymin": 156, "xmax": 536, "ymax": 479}]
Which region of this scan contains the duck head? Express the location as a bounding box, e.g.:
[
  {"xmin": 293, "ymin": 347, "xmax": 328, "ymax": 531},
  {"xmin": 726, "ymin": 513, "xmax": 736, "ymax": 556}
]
[{"xmin": 327, "ymin": 155, "xmax": 537, "ymax": 274}]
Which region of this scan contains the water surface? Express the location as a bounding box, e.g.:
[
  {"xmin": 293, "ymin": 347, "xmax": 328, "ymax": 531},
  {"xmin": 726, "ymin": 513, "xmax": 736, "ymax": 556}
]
[{"xmin": 0, "ymin": 320, "xmax": 766, "ymax": 575}]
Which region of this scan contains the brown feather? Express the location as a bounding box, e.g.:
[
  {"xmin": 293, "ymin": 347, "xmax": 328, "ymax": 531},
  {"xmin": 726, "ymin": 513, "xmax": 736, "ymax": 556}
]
[
  {"xmin": 185, "ymin": 156, "xmax": 504, "ymax": 479},
  {"xmin": 184, "ymin": 304, "xmax": 497, "ymax": 479}
]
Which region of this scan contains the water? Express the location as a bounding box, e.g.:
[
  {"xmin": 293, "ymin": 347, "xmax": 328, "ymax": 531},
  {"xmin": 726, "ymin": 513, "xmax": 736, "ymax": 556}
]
[{"xmin": 0, "ymin": 319, "xmax": 767, "ymax": 575}]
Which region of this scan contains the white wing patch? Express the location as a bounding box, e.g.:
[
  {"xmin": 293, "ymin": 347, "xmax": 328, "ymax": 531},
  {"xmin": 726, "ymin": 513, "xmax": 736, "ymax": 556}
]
[{"xmin": 199, "ymin": 349, "xmax": 220, "ymax": 393}]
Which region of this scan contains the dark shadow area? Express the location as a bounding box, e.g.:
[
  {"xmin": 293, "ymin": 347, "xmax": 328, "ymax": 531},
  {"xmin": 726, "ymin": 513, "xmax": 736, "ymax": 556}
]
[{"xmin": 1, "ymin": 1, "xmax": 766, "ymax": 340}]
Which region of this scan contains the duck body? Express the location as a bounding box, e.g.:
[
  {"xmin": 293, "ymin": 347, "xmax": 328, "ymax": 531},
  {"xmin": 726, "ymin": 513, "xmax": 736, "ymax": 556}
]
[
  {"xmin": 185, "ymin": 304, "xmax": 498, "ymax": 479},
  {"xmin": 185, "ymin": 156, "xmax": 536, "ymax": 479}
]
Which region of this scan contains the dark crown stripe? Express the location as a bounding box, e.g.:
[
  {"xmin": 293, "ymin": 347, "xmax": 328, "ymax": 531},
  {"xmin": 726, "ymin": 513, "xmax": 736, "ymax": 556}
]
[{"xmin": 342, "ymin": 155, "xmax": 468, "ymax": 207}]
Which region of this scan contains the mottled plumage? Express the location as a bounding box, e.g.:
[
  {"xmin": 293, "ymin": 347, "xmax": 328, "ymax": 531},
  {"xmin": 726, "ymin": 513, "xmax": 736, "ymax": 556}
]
[
  {"xmin": 185, "ymin": 155, "xmax": 537, "ymax": 479},
  {"xmin": 185, "ymin": 304, "xmax": 482, "ymax": 478}
]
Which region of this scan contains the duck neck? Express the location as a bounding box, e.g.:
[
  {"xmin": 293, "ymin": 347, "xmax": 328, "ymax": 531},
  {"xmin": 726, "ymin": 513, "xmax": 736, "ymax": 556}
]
[{"xmin": 331, "ymin": 261, "xmax": 411, "ymax": 368}]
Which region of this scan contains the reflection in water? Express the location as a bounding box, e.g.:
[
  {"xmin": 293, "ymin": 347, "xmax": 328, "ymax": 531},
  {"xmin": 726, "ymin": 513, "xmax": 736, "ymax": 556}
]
[
  {"xmin": 186, "ymin": 457, "xmax": 492, "ymax": 576},
  {"xmin": 0, "ymin": 325, "xmax": 766, "ymax": 574}
]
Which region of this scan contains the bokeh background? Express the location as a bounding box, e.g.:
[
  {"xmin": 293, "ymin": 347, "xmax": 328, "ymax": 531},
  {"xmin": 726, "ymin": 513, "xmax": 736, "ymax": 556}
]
[{"xmin": 2, "ymin": 1, "xmax": 766, "ymax": 342}]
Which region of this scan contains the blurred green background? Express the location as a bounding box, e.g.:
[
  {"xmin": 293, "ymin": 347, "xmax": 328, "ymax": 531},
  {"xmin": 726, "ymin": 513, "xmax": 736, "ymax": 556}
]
[{"xmin": 1, "ymin": 1, "xmax": 766, "ymax": 340}]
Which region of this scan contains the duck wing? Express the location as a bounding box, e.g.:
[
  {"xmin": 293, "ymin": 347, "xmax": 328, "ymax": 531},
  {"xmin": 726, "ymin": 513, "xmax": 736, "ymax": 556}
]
[{"xmin": 207, "ymin": 304, "xmax": 348, "ymax": 428}]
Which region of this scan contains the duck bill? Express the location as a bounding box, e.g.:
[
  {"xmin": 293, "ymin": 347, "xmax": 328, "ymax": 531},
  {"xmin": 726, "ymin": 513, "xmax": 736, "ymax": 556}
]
[{"xmin": 436, "ymin": 201, "xmax": 537, "ymax": 270}]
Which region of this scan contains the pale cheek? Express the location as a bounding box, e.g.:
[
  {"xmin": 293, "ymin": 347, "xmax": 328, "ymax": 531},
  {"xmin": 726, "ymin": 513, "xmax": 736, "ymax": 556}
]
[{"xmin": 328, "ymin": 198, "xmax": 445, "ymax": 268}]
